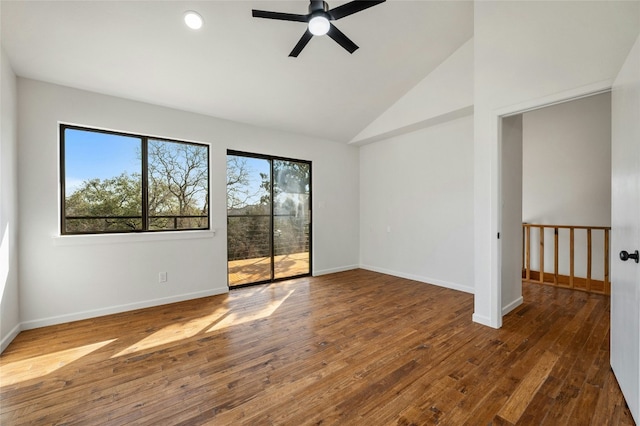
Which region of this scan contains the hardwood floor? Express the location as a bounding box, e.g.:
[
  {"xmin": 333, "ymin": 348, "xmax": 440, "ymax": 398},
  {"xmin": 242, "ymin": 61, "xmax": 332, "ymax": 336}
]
[
  {"xmin": 0, "ymin": 269, "xmax": 633, "ymax": 425},
  {"xmin": 228, "ymin": 252, "xmax": 310, "ymax": 286}
]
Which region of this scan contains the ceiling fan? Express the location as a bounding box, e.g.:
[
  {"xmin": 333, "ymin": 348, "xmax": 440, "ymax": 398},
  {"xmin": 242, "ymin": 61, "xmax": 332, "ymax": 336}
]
[{"xmin": 252, "ymin": 0, "xmax": 386, "ymax": 57}]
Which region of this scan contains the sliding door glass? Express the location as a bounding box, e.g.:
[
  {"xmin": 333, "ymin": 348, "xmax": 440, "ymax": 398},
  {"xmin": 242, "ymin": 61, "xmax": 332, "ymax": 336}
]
[
  {"xmin": 273, "ymin": 160, "xmax": 310, "ymax": 280},
  {"xmin": 227, "ymin": 152, "xmax": 311, "ymax": 287},
  {"xmin": 227, "ymin": 155, "xmax": 272, "ymax": 286}
]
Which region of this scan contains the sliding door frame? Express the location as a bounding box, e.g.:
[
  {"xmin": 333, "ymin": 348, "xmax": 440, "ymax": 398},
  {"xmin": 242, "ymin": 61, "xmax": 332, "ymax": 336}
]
[{"xmin": 227, "ymin": 150, "xmax": 312, "ymax": 288}]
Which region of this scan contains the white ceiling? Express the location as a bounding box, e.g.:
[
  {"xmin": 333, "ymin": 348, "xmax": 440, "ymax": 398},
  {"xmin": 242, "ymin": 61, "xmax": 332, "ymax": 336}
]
[{"xmin": 1, "ymin": 0, "xmax": 473, "ymax": 142}]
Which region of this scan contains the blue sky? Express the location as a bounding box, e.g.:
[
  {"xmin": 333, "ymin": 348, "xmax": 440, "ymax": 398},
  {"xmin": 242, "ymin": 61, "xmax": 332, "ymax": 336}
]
[
  {"xmin": 231, "ymin": 155, "xmax": 270, "ymax": 204},
  {"xmin": 65, "ymin": 129, "xmax": 276, "ymax": 207},
  {"xmin": 244, "ymin": 156, "xmax": 270, "ymax": 183},
  {"xmin": 64, "ymin": 128, "xmax": 140, "ymax": 195}
]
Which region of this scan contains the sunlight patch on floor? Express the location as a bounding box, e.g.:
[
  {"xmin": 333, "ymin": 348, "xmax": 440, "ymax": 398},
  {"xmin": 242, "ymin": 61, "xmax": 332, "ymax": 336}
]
[
  {"xmin": 113, "ymin": 307, "xmax": 229, "ymax": 358},
  {"xmin": 0, "ymin": 339, "xmax": 116, "ymax": 386},
  {"xmin": 208, "ymin": 289, "xmax": 295, "ymax": 332}
]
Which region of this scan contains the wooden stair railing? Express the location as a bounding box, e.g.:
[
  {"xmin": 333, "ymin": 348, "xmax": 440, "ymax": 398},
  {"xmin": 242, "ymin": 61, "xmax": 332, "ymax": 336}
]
[{"xmin": 522, "ymin": 223, "xmax": 611, "ymax": 295}]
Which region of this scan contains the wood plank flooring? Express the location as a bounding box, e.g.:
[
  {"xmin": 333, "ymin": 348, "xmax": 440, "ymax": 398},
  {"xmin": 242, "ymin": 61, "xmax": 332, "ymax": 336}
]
[
  {"xmin": 0, "ymin": 269, "xmax": 633, "ymax": 425},
  {"xmin": 228, "ymin": 252, "xmax": 310, "ymax": 286}
]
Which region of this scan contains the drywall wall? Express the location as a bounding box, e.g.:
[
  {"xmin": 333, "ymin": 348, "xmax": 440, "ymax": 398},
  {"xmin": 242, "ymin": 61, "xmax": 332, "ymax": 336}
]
[
  {"xmin": 474, "ymin": 0, "xmax": 640, "ymax": 327},
  {"xmin": 0, "ymin": 47, "xmax": 20, "ymax": 351},
  {"xmin": 523, "ymin": 93, "xmax": 611, "ymax": 280},
  {"xmin": 500, "ymin": 115, "xmax": 523, "ymax": 314},
  {"xmin": 351, "ymin": 38, "xmax": 473, "ymax": 145},
  {"xmin": 359, "ymin": 114, "xmax": 474, "ymax": 293},
  {"xmin": 17, "ymin": 78, "xmax": 360, "ymax": 329}
]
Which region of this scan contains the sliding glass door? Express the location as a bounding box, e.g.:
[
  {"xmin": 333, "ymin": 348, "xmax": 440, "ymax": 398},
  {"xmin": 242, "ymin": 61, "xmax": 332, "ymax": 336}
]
[
  {"xmin": 226, "ymin": 154, "xmax": 272, "ymax": 286},
  {"xmin": 226, "ymin": 151, "xmax": 311, "ymax": 287},
  {"xmin": 273, "ymin": 159, "xmax": 311, "ymax": 280}
]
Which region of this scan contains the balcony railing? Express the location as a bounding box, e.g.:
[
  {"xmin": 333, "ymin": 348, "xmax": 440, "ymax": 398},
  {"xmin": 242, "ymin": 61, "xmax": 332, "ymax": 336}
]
[
  {"xmin": 226, "ymin": 212, "xmax": 310, "ymax": 286},
  {"xmin": 227, "ymin": 213, "xmax": 309, "ymax": 261},
  {"xmin": 522, "ymin": 223, "xmax": 611, "ymax": 295},
  {"xmin": 64, "ymin": 214, "xmax": 208, "ymax": 233}
]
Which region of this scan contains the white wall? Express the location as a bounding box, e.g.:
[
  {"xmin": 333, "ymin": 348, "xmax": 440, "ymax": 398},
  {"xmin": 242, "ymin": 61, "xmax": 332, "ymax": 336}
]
[
  {"xmin": 523, "ymin": 93, "xmax": 611, "ymax": 280},
  {"xmin": 351, "ymin": 38, "xmax": 473, "ymax": 145},
  {"xmin": 500, "ymin": 115, "xmax": 523, "ymax": 314},
  {"xmin": 359, "ymin": 114, "xmax": 474, "ymax": 293},
  {"xmin": 0, "ymin": 47, "xmax": 20, "ymax": 351},
  {"xmin": 474, "ymin": 0, "xmax": 640, "ymax": 327},
  {"xmin": 17, "ymin": 78, "xmax": 360, "ymax": 329}
]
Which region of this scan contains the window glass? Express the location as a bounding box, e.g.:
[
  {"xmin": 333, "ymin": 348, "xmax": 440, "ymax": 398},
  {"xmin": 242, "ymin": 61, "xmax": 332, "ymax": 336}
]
[
  {"xmin": 63, "ymin": 128, "xmax": 143, "ymax": 233},
  {"xmin": 148, "ymin": 139, "xmax": 209, "ymax": 230},
  {"xmin": 61, "ymin": 125, "xmax": 209, "ymax": 234}
]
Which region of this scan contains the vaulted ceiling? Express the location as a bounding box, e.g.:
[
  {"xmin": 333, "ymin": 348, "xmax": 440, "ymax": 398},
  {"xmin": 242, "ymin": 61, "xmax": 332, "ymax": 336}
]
[{"xmin": 1, "ymin": 0, "xmax": 474, "ymax": 142}]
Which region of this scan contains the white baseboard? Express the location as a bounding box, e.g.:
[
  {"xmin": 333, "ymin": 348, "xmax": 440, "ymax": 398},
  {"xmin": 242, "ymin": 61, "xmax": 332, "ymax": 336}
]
[
  {"xmin": 472, "ymin": 313, "xmax": 496, "ymax": 328},
  {"xmin": 359, "ymin": 264, "xmax": 474, "ymax": 294},
  {"xmin": 1, "ymin": 323, "xmax": 22, "ymax": 354},
  {"xmin": 20, "ymin": 287, "xmax": 229, "ymax": 331},
  {"xmin": 502, "ymin": 296, "xmax": 524, "ymax": 316},
  {"xmin": 313, "ymin": 264, "xmax": 359, "ymax": 276}
]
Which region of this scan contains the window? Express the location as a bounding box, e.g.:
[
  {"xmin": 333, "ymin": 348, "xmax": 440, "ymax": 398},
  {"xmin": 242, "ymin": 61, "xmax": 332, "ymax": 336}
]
[{"xmin": 60, "ymin": 125, "xmax": 209, "ymax": 235}]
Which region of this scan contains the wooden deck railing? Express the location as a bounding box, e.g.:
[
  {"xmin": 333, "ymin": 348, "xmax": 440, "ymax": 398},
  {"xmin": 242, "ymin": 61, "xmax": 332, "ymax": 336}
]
[{"xmin": 522, "ymin": 223, "xmax": 611, "ymax": 295}]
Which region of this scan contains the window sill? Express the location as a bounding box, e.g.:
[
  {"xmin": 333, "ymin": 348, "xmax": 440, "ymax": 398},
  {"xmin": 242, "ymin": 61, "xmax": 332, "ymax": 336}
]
[{"xmin": 52, "ymin": 230, "xmax": 216, "ymax": 246}]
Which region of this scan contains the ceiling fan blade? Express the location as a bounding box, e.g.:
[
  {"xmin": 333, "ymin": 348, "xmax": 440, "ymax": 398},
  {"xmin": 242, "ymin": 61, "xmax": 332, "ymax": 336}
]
[
  {"xmin": 328, "ymin": 0, "xmax": 386, "ymax": 21},
  {"xmin": 289, "ymin": 30, "xmax": 314, "ymax": 57},
  {"xmin": 252, "ymin": 9, "xmax": 309, "ymax": 22},
  {"xmin": 327, "ymin": 24, "xmax": 358, "ymax": 54}
]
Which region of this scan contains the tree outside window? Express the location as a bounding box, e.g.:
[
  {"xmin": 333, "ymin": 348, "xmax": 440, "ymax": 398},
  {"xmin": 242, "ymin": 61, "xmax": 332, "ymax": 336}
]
[{"xmin": 61, "ymin": 125, "xmax": 209, "ymax": 234}]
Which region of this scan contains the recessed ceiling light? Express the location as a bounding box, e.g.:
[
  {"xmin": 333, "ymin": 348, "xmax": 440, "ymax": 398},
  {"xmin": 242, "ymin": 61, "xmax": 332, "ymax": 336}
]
[{"xmin": 184, "ymin": 11, "xmax": 203, "ymax": 30}]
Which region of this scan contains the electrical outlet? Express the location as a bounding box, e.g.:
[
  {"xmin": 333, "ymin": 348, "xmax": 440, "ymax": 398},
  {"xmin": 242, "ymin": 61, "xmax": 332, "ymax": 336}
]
[{"xmin": 159, "ymin": 272, "xmax": 167, "ymax": 283}]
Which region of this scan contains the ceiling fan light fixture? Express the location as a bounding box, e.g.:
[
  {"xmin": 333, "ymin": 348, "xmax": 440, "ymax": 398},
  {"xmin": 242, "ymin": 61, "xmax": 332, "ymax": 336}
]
[
  {"xmin": 308, "ymin": 15, "xmax": 330, "ymax": 36},
  {"xmin": 184, "ymin": 11, "xmax": 204, "ymax": 30},
  {"xmin": 252, "ymin": 0, "xmax": 386, "ymax": 56}
]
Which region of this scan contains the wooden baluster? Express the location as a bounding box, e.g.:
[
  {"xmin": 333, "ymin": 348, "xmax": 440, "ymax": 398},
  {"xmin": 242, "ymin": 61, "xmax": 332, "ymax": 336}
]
[
  {"xmin": 539, "ymin": 226, "xmax": 544, "ymax": 284},
  {"xmin": 569, "ymin": 227, "xmax": 575, "ymax": 289},
  {"xmin": 604, "ymin": 228, "xmax": 610, "ymax": 295},
  {"xmin": 518, "ymin": 224, "xmax": 609, "ymax": 295},
  {"xmin": 554, "ymin": 227, "xmax": 559, "ymax": 286},
  {"xmin": 587, "ymin": 228, "xmax": 592, "ymax": 292}
]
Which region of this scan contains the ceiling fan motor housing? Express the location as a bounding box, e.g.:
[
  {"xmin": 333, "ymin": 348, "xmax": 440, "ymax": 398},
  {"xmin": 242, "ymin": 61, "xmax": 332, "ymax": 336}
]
[{"xmin": 309, "ymin": 1, "xmax": 330, "ymax": 14}]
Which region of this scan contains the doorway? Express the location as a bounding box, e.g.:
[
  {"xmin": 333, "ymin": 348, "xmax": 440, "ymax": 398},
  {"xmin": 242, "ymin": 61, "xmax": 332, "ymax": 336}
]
[
  {"xmin": 525, "ymin": 94, "xmax": 611, "ymax": 297},
  {"xmin": 499, "ymin": 91, "xmax": 612, "ymax": 313},
  {"xmin": 226, "ymin": 150, "xmax": 311, "ymax": 287}
]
